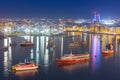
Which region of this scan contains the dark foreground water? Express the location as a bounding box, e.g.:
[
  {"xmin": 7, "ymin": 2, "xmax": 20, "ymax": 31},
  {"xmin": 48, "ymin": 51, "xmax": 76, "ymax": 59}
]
[{"xmin": 0, "ymin": 34, "xmax": 120, "ymax": 80}]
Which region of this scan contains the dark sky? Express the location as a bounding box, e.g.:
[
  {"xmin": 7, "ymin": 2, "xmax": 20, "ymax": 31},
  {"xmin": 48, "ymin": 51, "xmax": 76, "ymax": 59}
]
[{"xmin": 0, "ymin": 0, "xmax": 119, "ymax": 19}]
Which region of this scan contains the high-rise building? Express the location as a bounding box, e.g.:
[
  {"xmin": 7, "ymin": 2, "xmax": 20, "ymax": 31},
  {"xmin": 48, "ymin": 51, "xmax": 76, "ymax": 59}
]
[{"xmin": 93, "ymin": 11, "xmax": 100, "ymax": 24}]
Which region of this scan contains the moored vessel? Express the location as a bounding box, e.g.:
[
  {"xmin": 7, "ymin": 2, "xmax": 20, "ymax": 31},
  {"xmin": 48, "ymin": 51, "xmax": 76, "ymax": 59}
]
[
  {"xmin": 102, "ymin": 50, "xmax": 113, "ymax": 55},
  {"xmin": 56, "ymin": 53, "xmax": 90, "ymax": 64},
  {"xmin": 12, "ymin": 62, "xmax": 38, "ymax": 71}
]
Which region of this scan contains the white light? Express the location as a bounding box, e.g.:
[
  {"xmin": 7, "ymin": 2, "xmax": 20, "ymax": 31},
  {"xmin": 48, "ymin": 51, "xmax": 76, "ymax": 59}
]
[
  {"xmin": 102, "ymin": 20, "xmax": 115, "ymax": 25},
  {"xmin": 4, "ymin": 28, "xmax": 8, "ymax": 32},
  {"xmin": 24, "ymin": 29, "xmax": 30, "ymax": 33}
]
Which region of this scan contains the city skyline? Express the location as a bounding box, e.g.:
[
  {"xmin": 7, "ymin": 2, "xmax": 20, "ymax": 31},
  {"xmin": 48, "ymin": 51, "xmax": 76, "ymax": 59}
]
[{"xmin": 0, "ymin": 0, "xmax": 120, "ymax": 19}]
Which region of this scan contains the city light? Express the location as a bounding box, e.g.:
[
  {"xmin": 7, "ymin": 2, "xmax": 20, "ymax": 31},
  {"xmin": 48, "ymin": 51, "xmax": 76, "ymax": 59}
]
[{"xmin": 102, "ymin": 20, "xmax": 115, "ymax": 25}]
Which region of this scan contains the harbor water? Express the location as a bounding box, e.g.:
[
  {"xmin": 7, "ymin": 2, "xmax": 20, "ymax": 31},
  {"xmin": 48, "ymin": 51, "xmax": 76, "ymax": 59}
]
[{"xmin": 0, "ymin": 33, "xmax": 120, "ymax": 80}]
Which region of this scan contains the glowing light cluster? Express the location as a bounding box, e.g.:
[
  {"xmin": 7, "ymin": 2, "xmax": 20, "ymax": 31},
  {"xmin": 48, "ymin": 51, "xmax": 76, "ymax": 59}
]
[{"xmin": 102, "ymin": 20, "xmax": 115, "ymax": 25}]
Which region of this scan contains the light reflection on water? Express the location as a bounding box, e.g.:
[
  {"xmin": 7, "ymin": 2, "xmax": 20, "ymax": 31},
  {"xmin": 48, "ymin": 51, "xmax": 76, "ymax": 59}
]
[
  {"xmin": 1, "ymin": 34, "xmax": 120, "ymax": 80},
  {"xmin": 13, "ymin": 69, "xmax": 38, "ymax": 77},
  {"xmin": 91, "ymin": 35, "xmax": 101, "ymax": 75},
  {"xmin": 3, "ymin": 38, "xmax": 12, "ymax": 77},
  {"xmin": 58, "ymin": 62, "xmax": 89, "ymax": 74}
]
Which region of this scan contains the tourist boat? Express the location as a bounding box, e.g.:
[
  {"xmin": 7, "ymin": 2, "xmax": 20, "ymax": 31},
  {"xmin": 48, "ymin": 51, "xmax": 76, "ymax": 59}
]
[
  {"xmin": 56, "ymin": 53, "xmax": 90, "ymax": 64},
  {"xmin": 12, "ymin": 62, "xmax": 38, "ymax": 71},
  {"xmin": 102, "ymin": 50, "xmax": 113, "ymax": 55},
  {"xmin": 20, "ymin": 41, "xmax": 34, "ymax": 46}
]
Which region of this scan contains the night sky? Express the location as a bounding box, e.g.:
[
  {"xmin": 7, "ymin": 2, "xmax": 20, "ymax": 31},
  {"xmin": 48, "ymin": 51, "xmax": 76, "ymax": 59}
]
[{"xmin": 0, "ymin": 0, "xmax": 120, "ymax": 19}]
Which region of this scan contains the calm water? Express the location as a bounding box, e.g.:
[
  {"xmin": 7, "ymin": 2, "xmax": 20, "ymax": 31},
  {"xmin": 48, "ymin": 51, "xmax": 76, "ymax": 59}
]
[{"xmin": 0, "ymin": 33, "xmax": 120, "ymax": 80}]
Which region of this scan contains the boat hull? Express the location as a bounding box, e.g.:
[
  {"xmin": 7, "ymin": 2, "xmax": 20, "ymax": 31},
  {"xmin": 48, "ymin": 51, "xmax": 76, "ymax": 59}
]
[
  {"xmin": 12, "ymin": 66, "xmax": 38, "ymax": 71},
  {"xmin": 102, "ymin": 50, "xmax": 113, "ymax": 55},
  {"xmin": 56, "ymin": 58, "xmax": 89, "ymax": 64}
]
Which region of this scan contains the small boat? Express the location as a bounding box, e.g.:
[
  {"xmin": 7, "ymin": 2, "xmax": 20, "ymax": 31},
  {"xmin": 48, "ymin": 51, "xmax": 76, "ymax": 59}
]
[
  {"xmin": 20, "ymin": 41, "xmax": 34, "ymax": 46},
  {"xmin": 2, "ymin": 46, "xmax": 8, "ymax": 51},
  {"xmin": 12, "ymin": 62, "xmax": 38, "ymax": 71},
  {"xmin": 56, "ymin": 53, "xmax": 90, "ymax": 64},
  {"xmin": 102, "ymin": 43, "xmax": 114, "ymax": 55},
  {"xmin": 102, "ymin": 50, "xmax": 113, "ymax": 55}
]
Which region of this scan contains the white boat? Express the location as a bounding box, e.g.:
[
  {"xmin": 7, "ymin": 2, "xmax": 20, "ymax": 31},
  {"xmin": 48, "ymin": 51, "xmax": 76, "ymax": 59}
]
[{"xmin": 12, "ymin": 62, "xmax": 38, "ymax": 71}]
